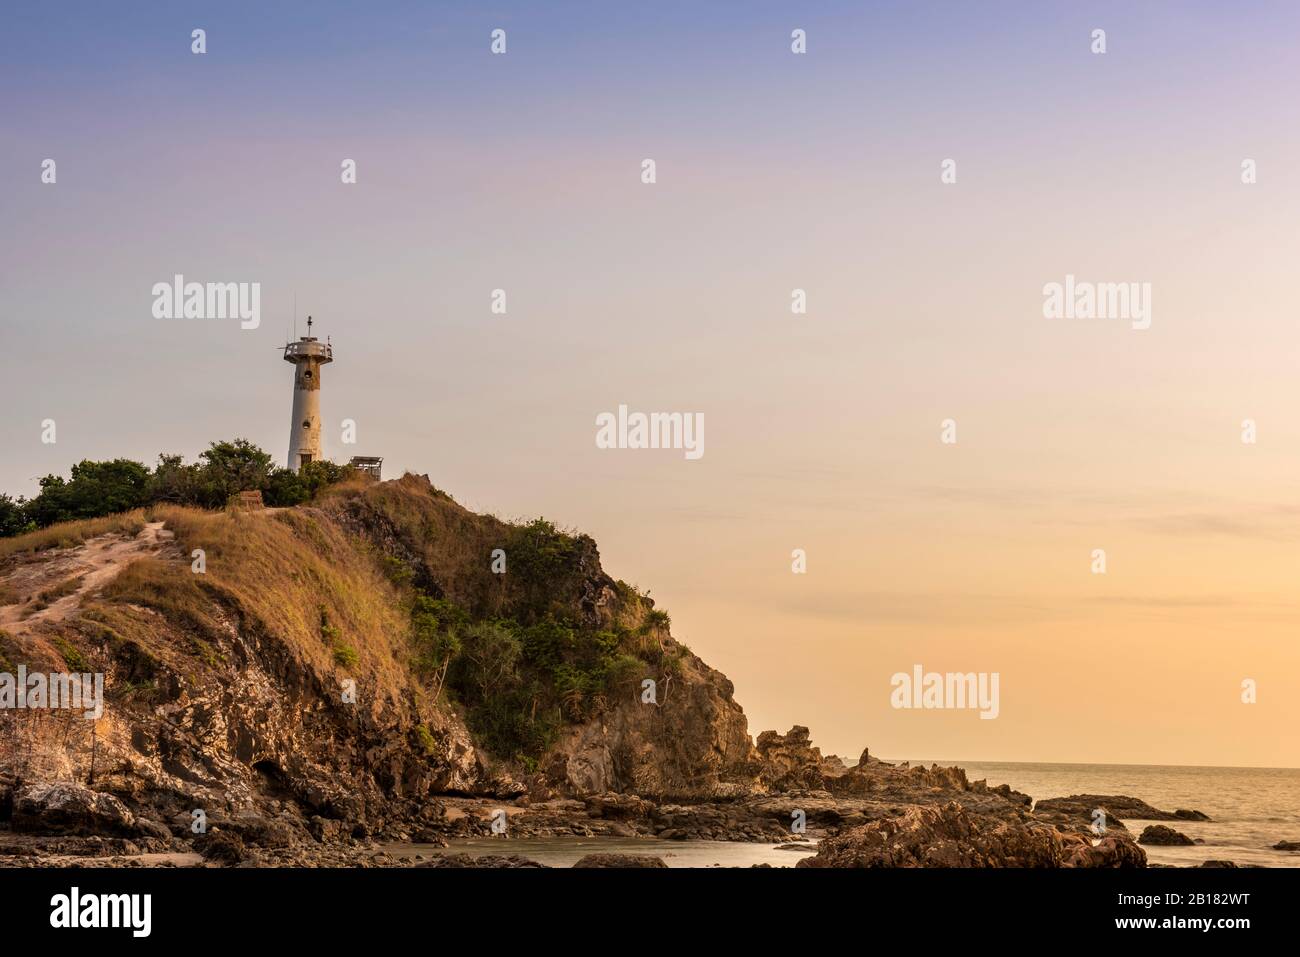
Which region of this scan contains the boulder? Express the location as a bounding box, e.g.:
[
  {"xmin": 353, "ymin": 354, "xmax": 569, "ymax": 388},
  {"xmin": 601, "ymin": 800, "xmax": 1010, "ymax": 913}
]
[
  {"xmin": 196, "ymin": 829, "xmax": 246, "ymax": 865},
  {"xmin": 225, "ymin": 813, "xmax": 298, "ymax": 848},
  {"xmin": 1061, "ymin": 834, "xmax": 1148, "ymax": 868},
  {"xmin": 583, "ymin": 792, "xmax": 655, "ymax": 820},
  {"xmin": 308, "ymin": 815, "xmax": 348, "ymax": 843},
  {"xmin": 132, "ymin": 817, "xmax": 174, "ymax": 841},
  {"xmin": 1138, "ymin": 825, "xmax": 1195, "ymax": 846},
  {"xmin": 1271, "ymin": 840, "xmax": 1300, "ymax": 851},
  {"xmin": 409, "ymin": 827, "xmax": 448, "ymax": 846},
  {"xmin": 11, "ymin": 782, "xmax": 138, "ymax": 837}
]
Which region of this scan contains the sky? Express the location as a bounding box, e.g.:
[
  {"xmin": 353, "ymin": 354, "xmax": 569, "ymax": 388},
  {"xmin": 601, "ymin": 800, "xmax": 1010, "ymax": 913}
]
[{"xmin": 3, "ymin": 1, "xmax": 1299, "ymax": 767}]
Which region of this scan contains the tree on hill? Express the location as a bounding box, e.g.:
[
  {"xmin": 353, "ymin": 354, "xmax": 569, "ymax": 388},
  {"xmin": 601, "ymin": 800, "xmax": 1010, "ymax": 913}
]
[
  {"xmin": 195, "ymin": 439, "xmax": 274, "ymax": 507},
  {"xmin": 1, "ymin": 439, "xmax": 357, "ymax": 535},
  {"xmin": 147, "ymin": 453, "xmax": 202, "ymax": 504},
  {"xmin": 0, "ymin": 494, "xmax": 33, "ymax": 537},
  {"xmin": 23, "ymin": 458, "xmax": 151, "ymax": 528},
  {"xmin": 263, "ymin": 459, "xmax": 354, "ymax": 507}
]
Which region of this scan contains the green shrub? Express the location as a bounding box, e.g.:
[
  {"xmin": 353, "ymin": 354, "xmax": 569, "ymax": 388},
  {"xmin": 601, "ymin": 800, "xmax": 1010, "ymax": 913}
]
[
  {"xmin": 319, "ymin": 606, "xmax": 341, "ymax": 642},
  {"xmin": 506, "ymin": 518, "xmax": 582, "ymax": 620},
  {"xmin": 644, "ymin": 608, "xmax": 671, "ymax": 632},
  {"xmin": 51, "ymin": 636, "xmax": 88, "ymax": 672},
  {"xmin": 415, "ymin": 723, "xmax": 437, "ymax": 756},
  {"xmin": 380, "ymin": 555, "xmax": 413, "ymax": 587},
  {"xmin": 0, "ymin": 494, "xmax": 33, "ymax": 537}
]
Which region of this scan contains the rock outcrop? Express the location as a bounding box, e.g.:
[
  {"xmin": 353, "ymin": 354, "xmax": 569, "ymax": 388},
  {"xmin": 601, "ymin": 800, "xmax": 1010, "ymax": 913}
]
[
  {"xmin": 797, "ymin": 801, "xmax": 1145, "ymax": 868},
  {"xmin": 1138, "ymin": 824, "xmax": 1195, "ymax": 846},
  {"xmin": 1033, "ymin": 794, "xmax": 1210, "ymax": 832},
  {"xmin": 753, "ymin": 726, "xmax": 832, "ymax": 792},
  {"xmin": 542, "ymin": 648, "xmax": 756, "ymax": 800},
  {"xmin": 1138, "ymin": 821, "xmax": 1196, "ymax": 842},
  {"xmin": 11, "ymin": 782, "xmax": 140, "ymax": 838}
]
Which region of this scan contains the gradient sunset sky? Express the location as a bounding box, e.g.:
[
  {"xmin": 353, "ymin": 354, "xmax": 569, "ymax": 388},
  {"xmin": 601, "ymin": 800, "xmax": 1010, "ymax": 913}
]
[{"xmin": 3, "ymin": 1, "xmax": 1299, "ymax": 767}]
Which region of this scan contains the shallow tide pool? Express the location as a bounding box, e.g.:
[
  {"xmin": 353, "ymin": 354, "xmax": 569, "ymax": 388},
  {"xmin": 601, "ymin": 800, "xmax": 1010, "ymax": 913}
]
[{"xmin": 380, "ymin": 836, "xmax": 818, "ymax": 868}]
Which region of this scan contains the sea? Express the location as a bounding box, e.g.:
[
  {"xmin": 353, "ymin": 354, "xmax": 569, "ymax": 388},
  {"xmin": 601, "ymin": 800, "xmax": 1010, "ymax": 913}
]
[
  {"xmin": 381, "ymin": 761, "xmax": 1300, "ymax": 868},
  {"xmin": 926, "ymin": 759, "xmax": 1300, "ymax": 869}
]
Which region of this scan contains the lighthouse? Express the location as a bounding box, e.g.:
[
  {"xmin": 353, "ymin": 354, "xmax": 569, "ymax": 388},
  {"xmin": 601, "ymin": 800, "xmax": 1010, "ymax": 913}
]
[{"xmin": 283, "ymin": 316, "xmax": 333, "ymax": 470}]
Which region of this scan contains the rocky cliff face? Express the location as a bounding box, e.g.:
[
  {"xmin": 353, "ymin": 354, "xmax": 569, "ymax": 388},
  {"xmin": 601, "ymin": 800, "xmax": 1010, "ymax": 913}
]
[
  {"xmin": 323, "ymin": 476, "xmax": 762, "ymax": 801},
  {"xmin": 0, "ymin": 476, "xmax": 766, "ymax": 847},
  {"xmin": 542, "ymin": 651, "xmax": 756, "ymax": 799},
  {"xmin": 0, "ymin": 503, "xmax": 499, "ymax": 848}
]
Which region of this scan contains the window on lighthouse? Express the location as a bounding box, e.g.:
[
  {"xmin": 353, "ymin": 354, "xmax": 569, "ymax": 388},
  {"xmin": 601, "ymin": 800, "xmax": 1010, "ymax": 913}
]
[{"xmin": 302, "ymin": 420, "xmax": 311, "ymax": 429}]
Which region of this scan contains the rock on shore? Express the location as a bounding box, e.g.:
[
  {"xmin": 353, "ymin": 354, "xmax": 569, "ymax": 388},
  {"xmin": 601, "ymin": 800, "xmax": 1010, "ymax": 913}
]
[
  {"xmin": 1137, "ymin": 825, "xmax": 1195, "ymax": 846},
  {"xmin": 796, "ymin": 801, "xmax": 1145, "ymax": 868},
  {"xmin": 1032, "ymin": 794, "xmax": 1210, "ymax": 833}
]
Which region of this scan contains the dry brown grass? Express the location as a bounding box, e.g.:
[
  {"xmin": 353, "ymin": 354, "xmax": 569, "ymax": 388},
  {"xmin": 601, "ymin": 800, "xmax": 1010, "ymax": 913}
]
[
  {"xmin": 0, "ymin": 627, "xmax": 16, "ymax": 672},
  {"xmin": 0, "ymin": 499, "xmax": 434, "ymax": 714},
  {"xmin": 99, "ymin": 557, "xmax": 223, "ymax": 642},
  {"xmin": 321, "ymin": 474, "xmax": 656, "ymax": 634},
  {"xmin": 35, "ymin": 573, "xmax": 86, "ymax": 604},
  {"xmin": 324, "ymin": 474, "xmax": 521, "ymax": 616},
  {"xmin": 0, "ymin": 510, "xmax": 148, "ymax": 562},
  {"xmin": 148, "ymin": 503, "xmax": 413, "ymax": 707},
  {"xmin": 22, "ymin": 573, "xmax": 87, "ymax": 616}
]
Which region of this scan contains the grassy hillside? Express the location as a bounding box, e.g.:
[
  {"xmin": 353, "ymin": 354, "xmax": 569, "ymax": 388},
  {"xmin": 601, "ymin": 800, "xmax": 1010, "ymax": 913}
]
[{"xmin": 1, "ymin": 474, "xmax": 694, "ymax": 789}]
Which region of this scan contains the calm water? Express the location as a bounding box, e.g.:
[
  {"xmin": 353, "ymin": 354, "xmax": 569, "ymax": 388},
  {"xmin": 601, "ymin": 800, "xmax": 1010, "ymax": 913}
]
[
  {"xmin": 383, "ymin": 762, "xmax": 1299, "ymax": 868},
  {"xmin": 382, "ymin": 836, "xmax": 817, "ymax": 868},
  {"xmin": 922, "ymin": 759, "xmax": 1300, "ymax": 868}
]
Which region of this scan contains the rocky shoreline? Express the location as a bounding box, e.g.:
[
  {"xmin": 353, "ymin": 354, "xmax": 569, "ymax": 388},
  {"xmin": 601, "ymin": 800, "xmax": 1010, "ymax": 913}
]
[{"xmin": 5, "ymin": 727, "xmax": 1283, "ymax": 869}]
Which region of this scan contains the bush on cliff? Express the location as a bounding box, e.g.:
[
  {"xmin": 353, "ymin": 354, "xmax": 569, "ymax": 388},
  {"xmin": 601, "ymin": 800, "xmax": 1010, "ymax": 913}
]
[
  {"xmin": 24, "ymin": 459, "xmax": 151, "ymax": 528},
  {"xmin": 0, "ymin": 494, "xmax": 34, "ymax": 537},
  {"xmin": 321, "ymin": 477, "xmax": 672, "ymax": 762}
]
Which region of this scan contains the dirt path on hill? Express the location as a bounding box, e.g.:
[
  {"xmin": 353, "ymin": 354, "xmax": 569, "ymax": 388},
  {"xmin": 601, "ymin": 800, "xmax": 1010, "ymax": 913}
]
[{"xmin": 0, "ymin": 522, "xmax": 173, "ymax": 637}]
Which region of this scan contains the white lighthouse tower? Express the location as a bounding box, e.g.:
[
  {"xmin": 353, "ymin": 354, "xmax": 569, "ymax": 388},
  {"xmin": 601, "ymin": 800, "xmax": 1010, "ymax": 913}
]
[{"xmin": 283, "ymin": 316, "xmax": 333, "ymax": 470}]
